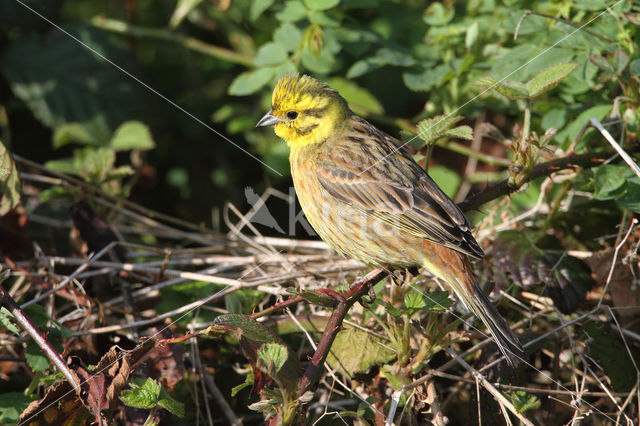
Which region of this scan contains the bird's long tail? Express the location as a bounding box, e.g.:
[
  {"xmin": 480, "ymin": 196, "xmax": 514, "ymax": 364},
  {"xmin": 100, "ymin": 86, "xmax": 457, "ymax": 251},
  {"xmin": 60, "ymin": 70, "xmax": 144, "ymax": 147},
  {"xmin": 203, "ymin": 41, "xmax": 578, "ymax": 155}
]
[{"xmin": 422, "ymin": 250, "xmax": 525, "ymax": 366}]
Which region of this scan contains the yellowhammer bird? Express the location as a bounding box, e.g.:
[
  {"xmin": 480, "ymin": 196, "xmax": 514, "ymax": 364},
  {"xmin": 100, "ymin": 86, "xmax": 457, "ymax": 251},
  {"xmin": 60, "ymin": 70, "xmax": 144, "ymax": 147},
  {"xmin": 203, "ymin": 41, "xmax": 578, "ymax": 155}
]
[{"xmin": 257, "ymin": 74, "xmax": 524, "ymax": 364}]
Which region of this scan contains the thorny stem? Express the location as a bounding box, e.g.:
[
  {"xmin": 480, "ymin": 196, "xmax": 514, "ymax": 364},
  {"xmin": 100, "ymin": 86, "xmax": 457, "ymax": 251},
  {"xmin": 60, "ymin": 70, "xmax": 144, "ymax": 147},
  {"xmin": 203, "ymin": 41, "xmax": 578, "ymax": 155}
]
[
  {"xmin": 457, "ymin": 150, "xmax": 613, "ymax": 212},
  {"xmin": 0, "ymin": 283, "xmax": 80, "ymax": 394},
  {"xmin": 296, "ymin": 267, "xmax": 388, "ymax": 397}
]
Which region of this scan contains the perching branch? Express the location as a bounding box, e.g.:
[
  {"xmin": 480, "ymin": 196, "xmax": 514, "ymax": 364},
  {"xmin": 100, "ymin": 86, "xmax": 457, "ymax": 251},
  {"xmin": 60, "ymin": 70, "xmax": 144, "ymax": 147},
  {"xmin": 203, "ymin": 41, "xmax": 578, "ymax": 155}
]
[
  {"xmin": 457, "ymin": 151, "xmax": 614, "ymax": 212},
  {"xmin": 296, "ymin": 267, "xmax": 389, "ymax": 396}
]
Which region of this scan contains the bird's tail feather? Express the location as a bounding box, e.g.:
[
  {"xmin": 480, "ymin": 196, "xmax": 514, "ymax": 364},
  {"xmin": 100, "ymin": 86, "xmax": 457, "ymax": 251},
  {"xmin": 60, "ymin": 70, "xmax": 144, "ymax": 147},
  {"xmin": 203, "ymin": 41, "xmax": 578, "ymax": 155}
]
[{"xmin": 424, "ymin": 259, "xmax": 525, "ymax": 366}]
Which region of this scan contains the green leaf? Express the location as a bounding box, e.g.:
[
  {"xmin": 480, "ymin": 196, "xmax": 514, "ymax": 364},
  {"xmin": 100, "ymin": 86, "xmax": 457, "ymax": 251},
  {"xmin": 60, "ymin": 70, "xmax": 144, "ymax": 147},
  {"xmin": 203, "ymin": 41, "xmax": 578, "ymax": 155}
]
[
  {"xmin": 304, "ymin": 0, "xmax": 340, "ymax": 11},
  {"xmin": 0, "ymin": 392, "xmax": 34, "ymax": 424},
  {"xmin": 416, "ymin": 114, "xmax": 471, "ymax": 146},
  {"xmin": 465, "ymin": 21, "xmax": 479, "ymax": 49},
  {"xmin": 251, "ymin": 0, "xmax": 275, "ymax": 21},
  {"xmin": 254, "ymin": 42, "xmax": 288, "ymax": 66},
  {"xmin": 120, "ymin": 378, "xmax": 160, "ymax": 409},
  {"xmin": 630, "ymin": 59, "xmax": 640, "ymax": 77},
  {"xmin": 589, "ymin": 54, "xmax": 615, "ymax": 73},
  {"xmin": 228, "ymin": 67, "xmax": 276, "ymax": 96},
  {"xmin": 275, "ymin": 1, "xmax": 307, "ymax": 22},
  {"xmin": 326, "ymin": 327, "xmax": 395, "ymax": 377},
  {"xmin": 582, "ymin": 322, "xmax": 636, "ymax": 392},
  {"xmin": 508, "ymin": 391, "xmax": 540, "ymax": 413},
  {"xmin": 1, "ymin": 27, "xmax": 144, "ymax": 142},
  {"xmin": 0, "ymin": 141, "xmax": 21, "ymax": 216},
  {"xmin": 109, "ymin": 121, "xmax": 155, "ymax": 151},
  {"xmin": 273, "ymin": 22, "xmax": 303, "ymax": 52},
  {"xmin": 258, "ymin": 342, "xmax": 288, "ymax": 373},
  {"xmin": 327, "ymin": 77, "xmax": 384, "ymax": 114},
  {"xmin": 474, "ymin": 77, "xmax": 529, "ymax": 100},
  {"xmin": 423, "ymin": 2, "xmax": 454, "ymax": 26},
  {"xmin": 618, "ymin": 181, "xmax": 640, "ymax": 213},
  {"xmin": 429, "ymin": 165, "xmax": 461, "ymax": 198},
  {"xmin": 403, "ymin": 64, "xmax": 453, "ymax": 92},
  {"xmin": 347, "ymin": 57, "xmax": 382, "ymax": 79},
  {"xmin": 375, "ymin": 47, "xmax": 415, "ymax": 67},
  {"xmin": 593, "ymin": 165, "xmax": 626, "ymax": 200},
  {"xmin": 231, "ymin": 368, "xmax": 254, "ymax": 397},
  {"xmin": 422, "ymin": 290, "xmax": 452, "ymax": 311},
  {"xmin": 383, "ymin": 302, "xmax": 405, "ymax": 318},
  {"xmin": 53, "ymin": 122, "xmax": 97, "ymax": 147},
  {"xmin": 301, "ymin": 46, "xmax": 335, "ymax": 74},
  {"xmin": 169, "ymin": 0, "xmax": 204, "ymax": 28},
  {"xmin": 404, "ymin": 293, "xmax": 426, "ymax": 309},
  {"xmin": 25, "ymin": 340, "xmax": 50, "ymax": 372},
  {"xmin": 158, "ymin": 388, "xmax": 184, "ymax": 417},
  {"xmin": 526, "ymin": 63, "xmax": 579, "ymax": 98},
  {"xmin": 0, "ymin": 307, "xmax": 20, "ymax": 336}
]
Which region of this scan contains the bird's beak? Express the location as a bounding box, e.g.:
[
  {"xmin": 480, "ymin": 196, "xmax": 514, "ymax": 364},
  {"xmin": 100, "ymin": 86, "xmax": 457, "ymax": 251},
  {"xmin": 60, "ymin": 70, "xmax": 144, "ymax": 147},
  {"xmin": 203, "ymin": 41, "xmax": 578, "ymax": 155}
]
[{"xmin": 256, "ymin": 110, "xmax": 280, "ymax": 127}]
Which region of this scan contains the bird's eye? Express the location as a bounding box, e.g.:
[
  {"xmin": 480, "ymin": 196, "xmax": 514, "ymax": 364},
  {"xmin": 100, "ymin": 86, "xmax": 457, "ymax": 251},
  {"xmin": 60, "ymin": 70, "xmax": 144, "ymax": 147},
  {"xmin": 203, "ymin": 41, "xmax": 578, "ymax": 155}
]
[{"xmin": 286, "ymin": 111, "xmax": 298, "ymax": 120}]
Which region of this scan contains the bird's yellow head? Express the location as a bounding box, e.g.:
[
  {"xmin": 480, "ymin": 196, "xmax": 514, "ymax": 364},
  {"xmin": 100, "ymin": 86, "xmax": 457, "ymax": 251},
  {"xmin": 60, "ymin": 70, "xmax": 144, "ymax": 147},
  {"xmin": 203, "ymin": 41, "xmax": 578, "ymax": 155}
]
[{"xmin": 257, "ymin": 74, "xmax": 351, "ymax": 148}]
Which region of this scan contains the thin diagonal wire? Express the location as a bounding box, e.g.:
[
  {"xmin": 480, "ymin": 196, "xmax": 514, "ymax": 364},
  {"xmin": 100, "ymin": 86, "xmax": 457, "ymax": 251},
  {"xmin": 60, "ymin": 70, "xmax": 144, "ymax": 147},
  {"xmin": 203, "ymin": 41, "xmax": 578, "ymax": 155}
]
[{"xmin": 13, "ymin": 0, "xmax": 283, "ymax": 177}]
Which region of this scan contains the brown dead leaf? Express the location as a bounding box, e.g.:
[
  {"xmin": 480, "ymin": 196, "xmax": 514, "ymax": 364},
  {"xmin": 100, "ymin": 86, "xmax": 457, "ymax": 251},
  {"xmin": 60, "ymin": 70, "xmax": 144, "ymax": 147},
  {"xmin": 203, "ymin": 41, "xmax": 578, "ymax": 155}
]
[{"xmin": 19, "ymin": 339, "xmax": 157, "ymax": 425}]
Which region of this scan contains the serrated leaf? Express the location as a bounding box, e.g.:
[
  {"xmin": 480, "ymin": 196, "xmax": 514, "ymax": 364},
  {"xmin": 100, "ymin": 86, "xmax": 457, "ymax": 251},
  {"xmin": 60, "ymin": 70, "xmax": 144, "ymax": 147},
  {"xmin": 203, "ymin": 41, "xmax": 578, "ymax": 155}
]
[
  {"xmin": 347, "ymin": 57, "xmax": 382, "ymax": 79},
  {"xmin": 109, "ymin": 121, "xmax": 155, "ymax": 151},
  {"xmin": 304, "ymin": 0, "xmax": 340, "ymax": 10},
  {"xmin": 326, "ymin": 327, "xmax": 395, "ymax": 377},
  {"xmin": 593, "ymin": 164, "xmax": 626, "ymax": 200},
  {"xmin": 422, "ymin": 290, "xmax": 452, "ymax": 311},
  {"xmin": 618, "ymin": 181, "xmax": 640, "ymax": 213},
  {"xmin": 158, "ymin": 388, "xmax": 184, "ymax": 417},
  {"xmin": 254, "ymin": 42, "xmax": 288, "ymax": 66},
  {"xmin": 526, "ymin": 63, "xmax": 579, "ymax": 98},
  {"xmin": 0, "ymin": 141, "xmax": 21, "ymax": 216},
  {"xmin": 403, "ymin": 64, "xmax": 452, "ymax": 92},
  {"xmin": 416, "ymin": 114, "xmax": 467, "ymax": 146},
  {"xmin": 169, "ymin": 0, "xmax": 204, "ymax": 28},
  {"xmin": 53, "ymin": 122, "xmax": 97, "ymax": 147},
  {"xmin": 25, "ymin": 340, "xmax": 50, "ymax": 372},
  {"xmin": 228, "ymin": 67, "xmax": 276, "ymax": 96},
  {"xmin": 474, "ymin": 77, "xmax": 529, "ymax": 100},
  {"xmin": 257, "ymin": 342, "xmax": 288, "ymax": 373},
  {"xmin": 589, "ymin": 54, "xmax": 615, "ymax": 73},
  {"xmin": 273, "ymin": 22, "xmax": 303, "ymax": 52},
  {"xmin": 404, "ymin": 293, "xmax": 426, "ymax": 309},
  {"xmin": 120, "ymin": 378, "xmax": 160, "ymax": 409},
  {"xmin": 251, "ymin": 0, "xmax": 275, "ymax": 21},
  {"xmin": 508, "ymin": 391, "xmax": 540, "ymax": 413},
  {"xmin": 0, "ymin": 307, "xmax": 20, "ymax": 336},
  {"xmin": 383, "ymin": 302, "xmax": 405, "ymax": 318},
  {"xmin": 275, "ymin": 1, "xmax": 306, "ymax": 22}
]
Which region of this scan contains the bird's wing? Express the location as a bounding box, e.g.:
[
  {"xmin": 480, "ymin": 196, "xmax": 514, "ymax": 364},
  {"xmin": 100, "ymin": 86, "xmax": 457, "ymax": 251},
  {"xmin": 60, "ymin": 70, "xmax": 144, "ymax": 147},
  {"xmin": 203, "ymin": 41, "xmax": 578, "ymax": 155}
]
[{"xmin": 316, "ymin": 117, "xmax": 484, "ymax": 259}]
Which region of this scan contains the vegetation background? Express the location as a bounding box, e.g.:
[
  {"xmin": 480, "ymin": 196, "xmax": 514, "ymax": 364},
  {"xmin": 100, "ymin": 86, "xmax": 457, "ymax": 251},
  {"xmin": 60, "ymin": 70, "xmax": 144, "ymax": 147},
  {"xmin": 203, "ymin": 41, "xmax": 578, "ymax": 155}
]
[{"xmin": 0, "ymin": 0, "xmax": 638, "ymax": 424}]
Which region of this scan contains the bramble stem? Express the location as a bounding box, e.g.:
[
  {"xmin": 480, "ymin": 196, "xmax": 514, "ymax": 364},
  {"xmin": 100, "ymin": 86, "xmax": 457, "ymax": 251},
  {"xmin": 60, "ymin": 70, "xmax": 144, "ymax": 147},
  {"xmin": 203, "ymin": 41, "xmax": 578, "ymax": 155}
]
[
  {"xmin": 297, "ymin": 267, "xmax": 388, "ymax": 396},
  {"xmin": 0, "ymin": 283, "xmax": 80, "ymax": 394}
]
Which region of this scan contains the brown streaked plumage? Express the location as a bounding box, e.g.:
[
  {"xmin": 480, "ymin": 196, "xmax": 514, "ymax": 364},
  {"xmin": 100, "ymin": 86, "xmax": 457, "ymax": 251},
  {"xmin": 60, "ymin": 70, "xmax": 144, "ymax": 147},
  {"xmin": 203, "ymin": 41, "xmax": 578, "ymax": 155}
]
[{"xmin": 257, "ymin": 74, "xmax": 524, "ymax": 365}]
